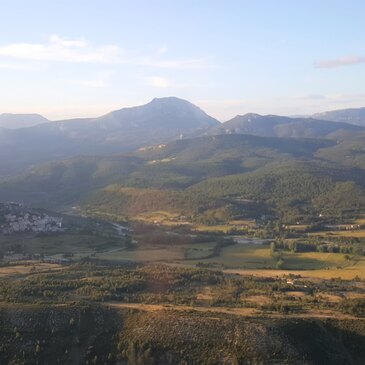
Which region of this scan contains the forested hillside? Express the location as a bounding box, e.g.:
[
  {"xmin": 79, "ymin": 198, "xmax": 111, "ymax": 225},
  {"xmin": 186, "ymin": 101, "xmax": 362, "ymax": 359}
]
[{"xmin": 1, "ymin": 133, "xmax": 363, "ymax": 224}]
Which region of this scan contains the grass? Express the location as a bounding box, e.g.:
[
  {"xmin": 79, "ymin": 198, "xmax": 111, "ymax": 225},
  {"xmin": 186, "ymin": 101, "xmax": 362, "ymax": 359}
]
[
  {"xmin": 132, "ymin": 212, "xmax": 256, "ymax": 232},
  {"xmin": 225, "ymin": 265, "xmax": 365, "ymax": 280},
  {"xmin": 97, "ymin": 246, "xmax": 185, "ymax": 262},
  {"xmin": 285, "ymin": 225, "xmax": 310, "ymax": 231},
  {"xmin": 193, "ymin": 220, "xmax": 255, "ymax": 233},
  {"xmin": 230, "ymin": 219, "xmax": 256, "ymax": 225},
  {"xmin": 0, "ymin": 262, "xmax": 63, "ymax": 278},
  {"xmin": 282, "ymin": 251, "xmax": 348, "ymax": 270},
  {"xmin": 185, "ymin": 243, "xmax": 276, "ymax": 269},
  {"xmin": 193, "ymin": 225, "xmax": 235, "ymax": 233},
  {"xmin": 181, "ymin": 242, "xmax": 356, "ymax": 273},
  {"xmin": 223, "ymin": 253, "xmax": 365, "ymax": 280},
  {"xmin": 355, "ymin": 214, "xmax": 365, "ymax": 225},
  {"xmin": 95, "ymin": 242, "xmax": 218, "ymax": 263},
  {"xmin": 184, "ymin": 242, "xmax": 217, "ymax": 259},
  {"xmin": 0, "ymin": 232, "xmax": 125, "ymax": 256},
  {"xmin": 310, "ymin": 230, "xmax": 365, "ymax": 238},
  {"xmin": 132, "ymin": 211, "xmax": 191, "ymax": 227}
]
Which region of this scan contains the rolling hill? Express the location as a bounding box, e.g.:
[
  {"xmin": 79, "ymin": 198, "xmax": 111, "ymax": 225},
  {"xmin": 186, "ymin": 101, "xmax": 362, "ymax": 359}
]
[
  {"xmin": 208, "ymin": 113, "xmax": 365, "ymax": 139},
  {"xmin": 1, "ymin": 133, "xmax": 363, "ymax": 223},
  {"xmin": 2, "ymin": 98, "xmax": 365, "ymax": 180}
]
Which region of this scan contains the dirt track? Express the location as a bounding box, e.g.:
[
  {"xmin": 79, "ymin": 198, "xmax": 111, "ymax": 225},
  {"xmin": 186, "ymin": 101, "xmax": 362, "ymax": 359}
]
[{"xmin": 106, "ymin": 302, "xmax": 363, "ymax": 320}]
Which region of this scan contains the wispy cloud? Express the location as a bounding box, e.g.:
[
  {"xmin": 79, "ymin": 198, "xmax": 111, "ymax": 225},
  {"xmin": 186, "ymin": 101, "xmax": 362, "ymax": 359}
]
[
  {"xmin": 315, "ymin": 55, "xmax": 365, "ymax": 69},
  {"xmin": 67, "ymin": 70, "xmax": 116, "ymax": 88},
  {"xmin": 0, "ymin": 34, "xmax": 123, "ymax": 63},
  {"xmin": 0, "ymin": 34, "xmax": 209, "ymax": 69}
]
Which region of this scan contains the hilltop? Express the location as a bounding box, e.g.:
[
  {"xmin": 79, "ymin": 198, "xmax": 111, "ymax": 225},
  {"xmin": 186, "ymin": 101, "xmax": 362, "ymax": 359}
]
[{"xmin": 0, "ymin": 97, "xmax": 219, "ymax": 177}]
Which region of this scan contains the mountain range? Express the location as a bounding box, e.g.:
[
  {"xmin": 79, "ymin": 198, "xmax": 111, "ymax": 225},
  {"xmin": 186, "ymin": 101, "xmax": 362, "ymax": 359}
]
[
  {"xmin": 207, "ymin": 113, "xmax": 364, "ymax": 139},
  {"xmin": 0, "ymin": 97, "xmax": 218, "ymax": 177},
  {"xmin": 313, "ymin": 107, "xmax": 365, "ymax": 126},
  {"xmin": 1, "ymin": 97, "xmax": 365, "ymax": 223},
  {"xmin": 1, "ymin": 98, "xmax": 365, "ymax": 178}
]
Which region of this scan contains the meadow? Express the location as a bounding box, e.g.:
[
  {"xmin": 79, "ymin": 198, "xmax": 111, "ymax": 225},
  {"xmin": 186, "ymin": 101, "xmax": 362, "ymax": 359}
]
[{"xmin": 94, "ymin": 241, "xmax": 218, "ymax": 263}]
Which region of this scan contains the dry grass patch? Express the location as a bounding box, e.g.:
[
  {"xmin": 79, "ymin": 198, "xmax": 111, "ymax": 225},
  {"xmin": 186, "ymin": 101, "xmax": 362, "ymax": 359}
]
[
  {"xmin": 315, "ymin": 293, "xmax": 342, "ymax": 303},
  {"xmin": 286, "ymin": 225, "xmax": 310, "ymax": 231},
  {"xmin": 96, "ymin": 245, "xmax": 186, "ymax": 262},
  {"xmin": 0, "ymin": 262, "xmax": 63, "ymax": 278},
  {"xmin": 224, "ymin": 264, "xmax": 365, "ymax": 280},
  {"xmin": 287, "ymin": 291, "xmax": 308, "ymax": 298},
  {"xmin": 310, "ymin": 229, "xmax": 365, "ymax": 238},
  {"xmin": 243, "ymin": 295, "xmax": 271, "ymax": 305}
]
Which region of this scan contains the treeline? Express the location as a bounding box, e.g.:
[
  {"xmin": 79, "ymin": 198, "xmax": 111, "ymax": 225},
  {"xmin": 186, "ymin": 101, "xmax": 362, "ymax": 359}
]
[{"xmin": 271, "ymin": 240, "xmax": 365, "ymax": 255}]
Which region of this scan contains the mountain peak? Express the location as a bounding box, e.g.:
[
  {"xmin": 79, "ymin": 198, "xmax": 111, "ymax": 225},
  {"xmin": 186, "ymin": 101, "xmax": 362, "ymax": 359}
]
[
  {"xmin": 148, "ymin": 96, "xmax": 204, "ymax": 111},
  {"xmin": 150, "ymin": 96, "xmax": 187, "ymax": 103},
  {"xmin": 102, "ymin": 97, "xmax": 219, "ymax": 130}
]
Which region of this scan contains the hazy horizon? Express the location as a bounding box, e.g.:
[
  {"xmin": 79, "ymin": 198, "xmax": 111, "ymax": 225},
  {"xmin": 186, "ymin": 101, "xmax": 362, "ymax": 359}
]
[
  {"xmin": 1, "ymin": 96, "xmax": 365, "ymax": 123},
  {"xmin": 1, "ymin": 0, "xmax": 365, "ymax": 120}
]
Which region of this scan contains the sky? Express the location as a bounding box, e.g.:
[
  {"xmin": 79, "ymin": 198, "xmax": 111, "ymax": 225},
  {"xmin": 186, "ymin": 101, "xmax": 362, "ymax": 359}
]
[{"xmin": 0, "ymin": 0, "xmax": 364, "ymax": 121}]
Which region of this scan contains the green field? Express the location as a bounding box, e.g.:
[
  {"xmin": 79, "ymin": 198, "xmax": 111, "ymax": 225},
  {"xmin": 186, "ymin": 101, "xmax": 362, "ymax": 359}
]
[
  {"xmin": 2, "ymin": 218, "xmax": 365, "ymax": 280},
  {"xmin": 183, "ymin": 243, "xmax": 273, "ymax": 268},
  {"xmin": 0, "ymin": 231, "xmax": 126, "ymax": 257},
  {"xmin": 94, "ymin": 241, "xmax": 218, "ymax": 263},
  {"xmin": 282, "ymin": 251, "xmax": 348, "ymax": 270},
  {"xmin": 180, "ymin": 242, "xmax": 354, "ymax": 271}
]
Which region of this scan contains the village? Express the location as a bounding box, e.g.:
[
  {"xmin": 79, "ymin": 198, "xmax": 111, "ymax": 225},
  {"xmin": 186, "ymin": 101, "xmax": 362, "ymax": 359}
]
[{"xmin": 0, "ymin": 202, "xmax": 64, "ymax": 235}]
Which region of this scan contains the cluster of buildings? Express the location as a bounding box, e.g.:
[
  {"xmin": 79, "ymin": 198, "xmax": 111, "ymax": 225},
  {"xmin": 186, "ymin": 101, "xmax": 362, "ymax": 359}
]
[{"xmin": 0, "ymin": 203, "xmax": 64, "ymax": 234}]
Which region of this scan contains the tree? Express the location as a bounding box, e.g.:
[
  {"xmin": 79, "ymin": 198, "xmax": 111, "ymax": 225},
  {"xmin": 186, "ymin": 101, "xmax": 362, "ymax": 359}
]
[{"xmin": 276, "ymin": 257, "xmax": 284, "ymax": 269}]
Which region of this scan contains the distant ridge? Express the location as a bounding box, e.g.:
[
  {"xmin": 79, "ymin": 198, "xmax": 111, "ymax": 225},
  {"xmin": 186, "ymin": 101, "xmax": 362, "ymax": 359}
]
[
  {"xmin": 1, "ymin": 97, "xmax": 365, "ymax": 178},
  {"xmin": 312, "ymin": 106, "xmax": 365, "ymax": 127},
  {"xmin": 0, "ymin": 113, "xmax": 49, "ymax": 129},
  {"xmin": 208, "ymin": 113, "xmax": 364, "ymax": 138},
  {"xmin": 0, "ymin": 97, "xmax": 219, "ymax": 176}
]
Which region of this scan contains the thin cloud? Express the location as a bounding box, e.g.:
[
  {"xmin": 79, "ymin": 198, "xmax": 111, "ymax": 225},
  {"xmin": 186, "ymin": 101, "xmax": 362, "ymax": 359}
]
[
  {"xmin": 315, "ymin": 55, "xmax": 365, "ymax": 69},
  {"xmin": 147, "ymin": 76, "xmax": 170, "ymax": 88},
  {"xmin": 0, "ymin": 34, "xmax": 123, "ymax": 63},
  {"xmin": 0, "ymin": 34, "xmax": 209, "ymax": 69}
]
